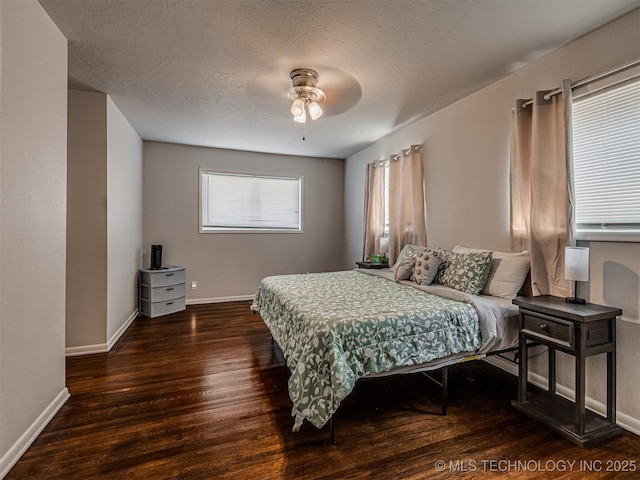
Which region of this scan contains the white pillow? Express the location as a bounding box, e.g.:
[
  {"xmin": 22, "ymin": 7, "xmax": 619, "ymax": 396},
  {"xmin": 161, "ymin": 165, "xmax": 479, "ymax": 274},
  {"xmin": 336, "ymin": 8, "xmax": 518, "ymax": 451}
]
[{"xmin": 452, "ymin": 245, "xmax": 530, "ymax": 299}]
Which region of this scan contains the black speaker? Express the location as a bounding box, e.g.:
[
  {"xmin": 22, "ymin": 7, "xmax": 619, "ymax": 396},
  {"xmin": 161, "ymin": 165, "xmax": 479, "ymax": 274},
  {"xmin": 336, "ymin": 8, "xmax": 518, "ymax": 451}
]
[{"xmin": 150, "ymin": 244, "xmax": 163, "ymax": 270}]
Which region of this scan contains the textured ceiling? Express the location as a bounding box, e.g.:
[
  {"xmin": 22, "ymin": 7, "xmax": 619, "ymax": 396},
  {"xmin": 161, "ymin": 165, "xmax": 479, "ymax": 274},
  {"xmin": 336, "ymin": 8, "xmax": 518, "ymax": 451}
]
[{"xmin": 40, "ymin": 0, "xmax": 640, "ymax": 159}]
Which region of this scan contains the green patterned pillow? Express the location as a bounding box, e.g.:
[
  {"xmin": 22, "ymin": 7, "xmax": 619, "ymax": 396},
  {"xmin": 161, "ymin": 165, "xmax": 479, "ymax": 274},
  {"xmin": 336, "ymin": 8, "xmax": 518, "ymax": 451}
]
[{"xmin": 434, "ymin": 249, "xmax": 493, "ymax": 295}]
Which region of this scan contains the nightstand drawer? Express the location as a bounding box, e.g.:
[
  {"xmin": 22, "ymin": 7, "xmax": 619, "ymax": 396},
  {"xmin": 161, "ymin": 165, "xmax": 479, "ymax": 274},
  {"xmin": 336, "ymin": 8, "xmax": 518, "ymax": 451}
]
[
  {"xmin": 140, "ymin": 283, "xmax": 185, "ymax": 302},
  {"xmin": 523, "ymin": 311, "xmax": 574, "ymax": 348},
  {"xmin": 140, "ymin": 296, "xmax": 185, "ymax": 318},
  {"xmin": 140, "ymin": 267, "xmax": 185, "ymax": 287}
]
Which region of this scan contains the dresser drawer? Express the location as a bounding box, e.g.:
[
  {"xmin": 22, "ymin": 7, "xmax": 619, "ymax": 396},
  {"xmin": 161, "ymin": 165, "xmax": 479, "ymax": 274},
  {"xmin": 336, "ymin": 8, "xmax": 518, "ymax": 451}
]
[
  {"xmin": 141, "ymin": 283, "xmax": 185, "ymax": 302},
  {"xmin": 140, "ymin": 296, "xmax": 185, "ymax": 318},
  {"xmin": 522, "ymin": 311, "xmax": 574, "ymax": 348},
  {"xmin": 140, "ymin": 267, "xmax": 185, "ymax": 287}
]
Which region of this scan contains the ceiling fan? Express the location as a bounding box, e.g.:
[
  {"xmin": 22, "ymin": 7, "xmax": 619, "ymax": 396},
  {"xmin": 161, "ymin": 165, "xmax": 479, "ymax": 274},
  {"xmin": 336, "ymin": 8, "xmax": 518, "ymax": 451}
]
[{"xmin": 244, "ymin": 65, "xmax": 363, "ymax": 124}]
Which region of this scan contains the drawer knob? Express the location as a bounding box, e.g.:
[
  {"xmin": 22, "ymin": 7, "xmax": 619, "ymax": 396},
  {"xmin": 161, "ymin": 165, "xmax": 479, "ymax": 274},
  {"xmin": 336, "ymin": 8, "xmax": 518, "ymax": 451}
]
[{"xmin": 539, "ymin": 323, "xmax": 548, "ymax": 330}]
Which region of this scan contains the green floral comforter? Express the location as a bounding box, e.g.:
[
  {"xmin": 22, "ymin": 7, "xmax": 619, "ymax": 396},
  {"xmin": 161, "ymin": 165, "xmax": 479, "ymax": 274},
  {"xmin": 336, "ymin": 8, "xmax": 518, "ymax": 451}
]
[{"xmin": 251, "ymin": 270, "xmax": 482, "ymax": 431}]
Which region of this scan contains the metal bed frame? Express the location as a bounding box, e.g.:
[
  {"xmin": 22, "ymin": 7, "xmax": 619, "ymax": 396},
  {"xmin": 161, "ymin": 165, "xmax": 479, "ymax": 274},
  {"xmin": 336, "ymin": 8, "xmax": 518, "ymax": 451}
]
[
  {"xmin": 324, "ymin": 346, "xmax": 519, "ymax": 444},
  {"xmin": 268, "ymin": 335, "xmax": 519, "ymax": 444}
]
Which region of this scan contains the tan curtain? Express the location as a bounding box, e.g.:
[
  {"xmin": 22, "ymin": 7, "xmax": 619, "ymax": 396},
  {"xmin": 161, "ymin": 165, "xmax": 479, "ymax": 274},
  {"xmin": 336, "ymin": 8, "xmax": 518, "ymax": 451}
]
[
  {"xmin": 388, "ymin": 145, "xmax": 427, "ymax": 264},
  {"xmin": 362, "ymin": 161, "xmax": 385, "ymax": 262},
  {"xmin": 510, "ymin": 98, "xmax": 532, "ymax": 254},
  {"xmin": 510, "ymin": 82, "xmax": 573, "ymax": 297}
]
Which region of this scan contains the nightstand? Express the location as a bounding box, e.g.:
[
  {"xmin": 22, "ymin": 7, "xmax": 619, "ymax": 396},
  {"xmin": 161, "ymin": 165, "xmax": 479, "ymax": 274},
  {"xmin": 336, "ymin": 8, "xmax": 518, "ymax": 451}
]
[
  {"xmin": 511, "ymin": 295, "xmax": 623, "ymax": 447},
  {"xmin": 139, "ymin": 266, "xmax": 186, "ymax": 318},
  {"xmin": 355, "ymin": 261, "xmax": 389, "ymax": 269}
]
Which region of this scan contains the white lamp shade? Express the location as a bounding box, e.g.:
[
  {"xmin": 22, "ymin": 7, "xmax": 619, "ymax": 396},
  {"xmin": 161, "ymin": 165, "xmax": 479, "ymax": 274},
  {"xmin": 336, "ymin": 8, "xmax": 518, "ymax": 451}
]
[
  {"xmin": 379, "ymin": 236, "xmax": 389, "ymax": 253},
  {"xmin": 290, "ymin": 98, "xmax": 305, "ymax": 117},
  {"xmin": 307, "ymin": 101, "xmax": 323, "ymax": 120},
  {"xmin": 293, "ymin": 111, "xmax": 307, "ymax": 123},
  {"xmin": 564, "ymin": 246, "xmax": 589, "ymax": 282}
]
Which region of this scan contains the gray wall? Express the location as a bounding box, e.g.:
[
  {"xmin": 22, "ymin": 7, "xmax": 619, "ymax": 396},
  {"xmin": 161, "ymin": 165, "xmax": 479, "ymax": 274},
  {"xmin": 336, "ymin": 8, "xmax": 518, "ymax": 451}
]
[
  {"xmin": 143, "ymin": 142, "xmax": 345, "ymax": 301},
  {"xmin": 106, "ymin": 96, "xmax": 143, "ymax": 342},
  {"xmin": 0, "ymin": 0, "xmax": 68, "ymax": 474},
  {"xmin": 344, "ymin": 9, "xmax": 640, "ymax": 434},
  {"xmin": 67, "ymin": 90, "xmax": 108, "ymax": 347},
  {"xmin": 67, "ymin": 90, "xmax": 143, "ymax": 352}
]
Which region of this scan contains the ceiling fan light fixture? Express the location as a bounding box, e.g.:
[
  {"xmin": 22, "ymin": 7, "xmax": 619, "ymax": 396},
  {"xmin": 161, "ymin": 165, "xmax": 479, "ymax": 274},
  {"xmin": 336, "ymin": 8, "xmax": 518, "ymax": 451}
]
[{"xmin": 288, "ymin": 68, "xmax": 326, "ymax": 123}]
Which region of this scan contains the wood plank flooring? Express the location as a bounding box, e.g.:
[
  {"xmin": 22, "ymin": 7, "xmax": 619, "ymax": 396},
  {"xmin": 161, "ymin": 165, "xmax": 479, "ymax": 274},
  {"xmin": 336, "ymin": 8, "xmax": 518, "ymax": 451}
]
[{"xmin": 7, "ymin": 302, "xmax": 640, "ymax": 479}]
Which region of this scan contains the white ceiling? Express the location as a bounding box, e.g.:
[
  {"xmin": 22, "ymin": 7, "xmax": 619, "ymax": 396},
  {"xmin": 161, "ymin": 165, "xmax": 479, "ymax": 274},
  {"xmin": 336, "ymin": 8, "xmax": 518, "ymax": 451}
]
[{"xmin": 40, "ymin": 0, "xmax": 640, "ymax": 159}]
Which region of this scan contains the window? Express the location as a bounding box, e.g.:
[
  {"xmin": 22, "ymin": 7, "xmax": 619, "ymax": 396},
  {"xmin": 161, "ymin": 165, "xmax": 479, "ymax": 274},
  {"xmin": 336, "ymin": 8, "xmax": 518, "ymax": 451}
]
[
  {"xmin": 200, "ymin": 171, "xmax": 302, "ymax": 233},
  {"xmin": 572, "ymin": 70, "xmax": 640, "ymax": 240}
]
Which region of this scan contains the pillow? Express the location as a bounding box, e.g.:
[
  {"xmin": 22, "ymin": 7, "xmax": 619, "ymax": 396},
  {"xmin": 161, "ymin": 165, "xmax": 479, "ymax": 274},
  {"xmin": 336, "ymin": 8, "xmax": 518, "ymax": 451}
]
[
  {"xmin": 412, "ymin": 248, "xmax": 443, "ymax": 285},
  {"xmin": 394, "ymin": 256, "xmax": 415, "ymax": 282},
  {"xmin": 433, "ymin": 248, "xmax": 453, "ymax": 284},
  {"xmin": 389, "ymin": 244, "xmax": 426, "ymax": 272},
  {"xmin": 453, "ymin": 245, "xmax": 530, "ymax": 299},
  {"xmin": 434, "ymin": 249, "xmax": 493, "ymax": 295}
]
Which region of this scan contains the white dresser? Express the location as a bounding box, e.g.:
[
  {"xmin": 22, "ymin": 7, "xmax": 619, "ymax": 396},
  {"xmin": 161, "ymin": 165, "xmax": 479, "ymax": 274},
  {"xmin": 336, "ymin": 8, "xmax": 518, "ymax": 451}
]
[{"xmin": 139, "ymin": 266, "xmax": 186, "ymax": 318}]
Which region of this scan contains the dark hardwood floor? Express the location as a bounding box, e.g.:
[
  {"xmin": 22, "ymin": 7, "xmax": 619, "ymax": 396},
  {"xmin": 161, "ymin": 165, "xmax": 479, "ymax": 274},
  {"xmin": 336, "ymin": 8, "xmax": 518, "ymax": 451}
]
[{"xmin": 7, "ymin": 302, "xmax": 640, "ymax": 479}]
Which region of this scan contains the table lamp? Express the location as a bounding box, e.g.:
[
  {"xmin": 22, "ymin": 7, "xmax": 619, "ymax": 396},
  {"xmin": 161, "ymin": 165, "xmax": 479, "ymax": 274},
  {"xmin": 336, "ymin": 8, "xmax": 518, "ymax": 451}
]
[
  {"xmin": 564, "ymin": 246, "xmax": 589, "ymax": 304},
  {"xmin": 379, "ymin": 236, "xmax": 389, "ymax": 263}
]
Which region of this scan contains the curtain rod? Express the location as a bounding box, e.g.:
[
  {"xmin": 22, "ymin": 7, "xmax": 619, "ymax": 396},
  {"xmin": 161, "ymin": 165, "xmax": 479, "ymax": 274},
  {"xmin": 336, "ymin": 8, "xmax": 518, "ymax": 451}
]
[
  {"xmin": 520, "ymin": 58, "xmax": 640, "ymax": 109},
  {"xmin": 390, "ymin": 144, "xmax": 423, "ymax": 161}
]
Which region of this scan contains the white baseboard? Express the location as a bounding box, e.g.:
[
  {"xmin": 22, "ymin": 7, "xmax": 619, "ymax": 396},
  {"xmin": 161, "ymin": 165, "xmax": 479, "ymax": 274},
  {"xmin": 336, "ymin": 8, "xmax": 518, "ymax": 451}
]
[
  {"xmin": 65, "ymin": 309, "xmax": 138, "ymax": 357},
  {"xmin": 484, "ymin": 354, "xmax": 518, "ymax": 376},
  {"xmin": 0, "ymin": 387, "xmax": 70, "ymax": 479},
  {"xmin": 106, "ymin": 309, "xmax": 138, "ymax": 351},
  {"xmin": 186, "ymin": 294, "xmax": 254, "ymax": 305},
  {"xmin": 483, "ymin": 357, "xmax": 640, "ymax": 437},
  {"xmin": 65, "ymin": 343, "xmax": 109, "ymax": 356},
  {"xmin": 618, "ymin": 411, "xmax": 640, "ymax": 437}
]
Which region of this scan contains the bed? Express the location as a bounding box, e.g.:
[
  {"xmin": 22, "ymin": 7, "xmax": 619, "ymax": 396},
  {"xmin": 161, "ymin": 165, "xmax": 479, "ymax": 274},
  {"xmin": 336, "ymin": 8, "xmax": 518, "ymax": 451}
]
[{"xmin": 250, "ymin": 245, "xmax": 530, "ymax": 440}]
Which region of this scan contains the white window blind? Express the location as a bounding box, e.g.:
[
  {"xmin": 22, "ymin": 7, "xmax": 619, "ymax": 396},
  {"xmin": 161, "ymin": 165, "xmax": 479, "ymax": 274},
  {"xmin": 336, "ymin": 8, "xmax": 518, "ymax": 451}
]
[
  {"xmin": 200, "ymin": 171, "xmax": 302, "ymax": 232},
  {"xmin": 572, "ymin": 76, "xmax": 640, "ymax": 232}
]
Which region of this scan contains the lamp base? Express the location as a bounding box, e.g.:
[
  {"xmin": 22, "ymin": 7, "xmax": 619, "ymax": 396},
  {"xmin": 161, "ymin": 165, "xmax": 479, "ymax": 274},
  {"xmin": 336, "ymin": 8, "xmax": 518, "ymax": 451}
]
[{"xmin": 565, "ymin": 296, "xmax": 586, "ymax": 305}]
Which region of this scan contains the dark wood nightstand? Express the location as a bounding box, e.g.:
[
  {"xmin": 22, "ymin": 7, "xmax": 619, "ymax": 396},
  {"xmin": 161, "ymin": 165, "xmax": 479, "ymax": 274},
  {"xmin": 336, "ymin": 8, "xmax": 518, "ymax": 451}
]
[
  {"xmin": 355, "ymin": 261, "xmax": 389, "ymax": 269},
  {"xmin": 511, "ymin": 295, "xmax": 623, "ymax": 447}
]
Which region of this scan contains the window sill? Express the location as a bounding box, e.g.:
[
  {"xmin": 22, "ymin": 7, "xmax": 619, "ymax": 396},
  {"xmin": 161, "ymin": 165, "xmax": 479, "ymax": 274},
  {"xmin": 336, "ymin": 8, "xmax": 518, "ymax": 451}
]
[
  {"xmin": 575, "ymin": 230, "xmax": 640, "ymax": 243},
  {"xmin": 199, "ymin": 227, "xmax": 303, "ymax": 234}
]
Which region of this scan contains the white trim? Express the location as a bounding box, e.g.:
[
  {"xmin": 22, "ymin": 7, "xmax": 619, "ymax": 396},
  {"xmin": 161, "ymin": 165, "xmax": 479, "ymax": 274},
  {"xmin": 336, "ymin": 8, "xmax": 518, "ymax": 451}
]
[
  {"xmin": 65, "ymin": 309, "xmax": 138, "ymax": 357},
  {"xmin": 0, "ymin": 388, "xmax": 70, "ymax": 479},
  {"xmin": 483, "ymin": 357, "xmax": 640, "ymax": 436},
  {"xmin": 186, "ymin": 294, "xmax": 254, "ymax": 305},
  {"xmin": 107, "ymin": 309, "xmax": 138, "ymax": 351},
  {"xmin": 199, "ymin": 228, "xmax": 304, "ymax": 234},
  {"xmin": 484, "ymin": 355, "xmax": 518, "ymax": 376},
  {"xmin": 65, "ymin": 343, "xmax": 109, "ymax": 356},
  {"xmin": 617, "ymin": 411, "xmax": 640, "ymax": 437},
  {"xmin": 575, "ymin": 230, "xmax": 640, "ymax": 243}
]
